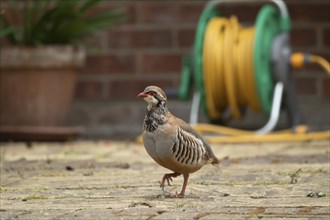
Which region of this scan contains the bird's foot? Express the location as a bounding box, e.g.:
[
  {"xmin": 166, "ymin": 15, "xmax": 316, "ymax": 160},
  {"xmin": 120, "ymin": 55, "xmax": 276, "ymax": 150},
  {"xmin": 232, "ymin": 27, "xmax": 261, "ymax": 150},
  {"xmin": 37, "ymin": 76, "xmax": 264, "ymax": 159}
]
[
  {"xmin": 173, "ymin": 191, "xmax": 185, "ymax": 198},
  {"xmin": 159, "ymin": 174, "xmax": 173, "ymax": 189},
  {"xmin": 159, "ymin": 172, "xmax": 181, "ymax": 190}
]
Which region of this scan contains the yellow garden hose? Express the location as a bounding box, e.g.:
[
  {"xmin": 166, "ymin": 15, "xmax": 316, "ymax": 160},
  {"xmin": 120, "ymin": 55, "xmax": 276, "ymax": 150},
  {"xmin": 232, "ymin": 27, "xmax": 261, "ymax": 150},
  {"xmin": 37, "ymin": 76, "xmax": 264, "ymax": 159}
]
[
  {"xmin": 136, "ymin": 125, "xmax": 330, "ymax": 144},
  {"xmin": 204, "ymin": 130, "xmax": 330, "ymax": 143},
  {"xmin": 191, "ymin": 124, "xmax": 288, "ymax": 136},
  {"xmin": 291, "ymin": 53, "xmax": 330, "ymax": 74},
  {"xmin": 189, "ymin": 124, "xmax": 330, "ymax": 143},
  {"xmin": 203, "ymin": 16, "xmax": 261, "ymax": 121},
  {"xmin": 310, "ymin": 55, "xmax": 330, "ymax": 74}
]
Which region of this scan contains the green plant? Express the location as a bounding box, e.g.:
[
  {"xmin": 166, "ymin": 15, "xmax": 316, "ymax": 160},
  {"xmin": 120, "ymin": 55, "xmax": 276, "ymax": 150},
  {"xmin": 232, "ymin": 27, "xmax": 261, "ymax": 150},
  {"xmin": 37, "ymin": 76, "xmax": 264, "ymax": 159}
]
[{"xmin": 0, "ymin": 0, "xmax": 126, "ymax": 46}]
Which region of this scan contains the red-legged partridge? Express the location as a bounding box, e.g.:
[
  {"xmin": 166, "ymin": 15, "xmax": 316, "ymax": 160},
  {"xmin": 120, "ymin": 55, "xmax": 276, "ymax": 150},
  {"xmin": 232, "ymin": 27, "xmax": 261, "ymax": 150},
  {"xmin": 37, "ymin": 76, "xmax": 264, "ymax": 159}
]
[{"xmin": 137, "ymin": 85, "xmax": 220, "ymax": 198}]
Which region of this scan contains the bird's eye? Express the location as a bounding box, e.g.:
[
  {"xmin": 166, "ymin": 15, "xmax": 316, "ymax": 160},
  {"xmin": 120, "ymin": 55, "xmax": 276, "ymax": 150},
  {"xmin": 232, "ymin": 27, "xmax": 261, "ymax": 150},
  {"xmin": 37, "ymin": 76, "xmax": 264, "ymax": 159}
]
[{"xmin": 147, "ymin": 91, "xmax": 156, "ymax": 96}]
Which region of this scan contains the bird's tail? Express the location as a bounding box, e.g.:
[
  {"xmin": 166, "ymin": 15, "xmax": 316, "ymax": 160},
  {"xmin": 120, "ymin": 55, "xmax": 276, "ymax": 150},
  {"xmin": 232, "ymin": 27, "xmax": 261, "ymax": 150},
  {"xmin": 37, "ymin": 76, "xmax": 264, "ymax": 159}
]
[{"xmin": 210, "ymin": 156, "xmax": 220, "ymax": 165}]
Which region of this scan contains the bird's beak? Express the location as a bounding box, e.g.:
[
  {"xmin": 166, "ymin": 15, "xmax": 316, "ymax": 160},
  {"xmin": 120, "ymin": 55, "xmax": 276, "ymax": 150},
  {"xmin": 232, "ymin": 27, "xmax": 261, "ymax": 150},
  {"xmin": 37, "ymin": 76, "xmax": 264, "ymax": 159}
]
[{"xmin": 137, "ymin": 92, "xmax": 148, "ymax": 98}]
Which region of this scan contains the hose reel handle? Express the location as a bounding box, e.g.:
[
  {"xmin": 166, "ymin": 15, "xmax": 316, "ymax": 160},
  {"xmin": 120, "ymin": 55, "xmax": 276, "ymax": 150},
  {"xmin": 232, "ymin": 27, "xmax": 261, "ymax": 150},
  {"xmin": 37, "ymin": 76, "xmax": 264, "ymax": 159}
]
[{"xmin": 204, "ymin": 0, "xmax": 289, "ymax": 19}]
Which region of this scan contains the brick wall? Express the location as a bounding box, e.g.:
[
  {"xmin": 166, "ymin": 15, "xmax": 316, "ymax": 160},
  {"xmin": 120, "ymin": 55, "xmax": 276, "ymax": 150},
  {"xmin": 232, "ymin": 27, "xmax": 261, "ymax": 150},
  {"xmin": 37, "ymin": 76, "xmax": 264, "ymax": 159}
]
[{"xmin": 69, "ymin": 0, "xmax": 330, "ymax": 139}]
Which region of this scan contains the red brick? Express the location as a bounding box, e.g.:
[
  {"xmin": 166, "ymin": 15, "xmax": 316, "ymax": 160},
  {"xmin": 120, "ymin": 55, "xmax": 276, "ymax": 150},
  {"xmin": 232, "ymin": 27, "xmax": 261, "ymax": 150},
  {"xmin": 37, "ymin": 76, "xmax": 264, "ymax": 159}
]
[
  {"xmin": 323, "ymin": 28, "xmax": 330, "ymax": 47},
  {"xmin": 180, "ymin": 4, "xmax": 205, "ymax": 23},
  {"xmin": 139, "ymin": 3, "xmax": 203, "ymax": 24},
  {"xmin": 138, "ymin": 3, "xmax": 263, "ymax": 25},
  {"xmin": 82, "ymin": 34, "xmax": 105, "ymax": 51},
  {"xmin": 218, "ymin": 4, "xmax": 261, "ymax": 23},
  {"xmin": 141, "ymin": 53, "xmax": 183, "ymax": 74},
  {"xmin": 108, "ymin": 79, "xmax": 175, "ymax": 99},
  {"xmin": 117, "ymin": 5, "xmax": 137, "ymax": 25},
  {"xmin": 323, "ymin": 78, "xmax": 329, "ymax": 98},
  {"xmin": 288, "ymin": 3, "xmax": 330, "ymax": 23},
  {"xmin": 75, "ymin": 80, "xmax": 103, "ymax": 100},
  {"xmin": 177, "ymin": 29, "xmax": 195, "ymax": 48},
  {"xmin": 108, "ymin": 30, "xmax": 172, "ymax": 49},
  {"xmin": 294, "ymin": 76, "xmax": 317, "ymax": 95},
  {"xmin": 82, "ymin": 54, "xmax": 135, "ymax": 74},
  {"xmin": 83, "ymin": 3, "xmax": 136, "ymax": 26},
  {"xmin": 291, "ymin": 28, "xmax": 317, "ymax": 47}
]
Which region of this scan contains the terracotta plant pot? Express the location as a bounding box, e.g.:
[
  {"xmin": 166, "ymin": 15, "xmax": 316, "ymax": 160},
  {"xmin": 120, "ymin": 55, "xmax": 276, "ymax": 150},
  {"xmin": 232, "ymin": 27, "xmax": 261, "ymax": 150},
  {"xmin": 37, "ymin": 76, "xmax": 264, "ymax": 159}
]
[{"xmin": 0, "ymin": 46, "xmax": 85, "ymax": 128}]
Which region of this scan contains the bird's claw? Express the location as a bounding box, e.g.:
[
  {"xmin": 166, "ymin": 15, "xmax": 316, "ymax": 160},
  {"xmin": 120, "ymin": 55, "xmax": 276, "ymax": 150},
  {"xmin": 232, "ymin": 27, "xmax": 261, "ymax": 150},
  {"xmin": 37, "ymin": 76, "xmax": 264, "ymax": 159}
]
[
  {"xmin": 159, "ymin": 181, "xmax": 166, "ymax": 190},
  {"xmin": 171, "ymin": 191, "xmax": 184, "ymax": 198},
  {"xmin": 160, "ymin": 174, "xmax": 175, "ymax": 189}
]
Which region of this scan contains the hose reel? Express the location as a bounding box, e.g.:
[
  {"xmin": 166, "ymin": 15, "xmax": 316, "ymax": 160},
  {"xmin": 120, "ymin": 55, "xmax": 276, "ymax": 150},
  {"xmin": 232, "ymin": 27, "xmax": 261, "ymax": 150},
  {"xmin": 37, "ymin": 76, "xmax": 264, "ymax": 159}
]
[
  {"xmin": 136, "ymin": 0, "xmax": 330, "ymax": 144},
  {"xmin": 179, "ymin": 0, "xmax": 330, "ymax": 136}
]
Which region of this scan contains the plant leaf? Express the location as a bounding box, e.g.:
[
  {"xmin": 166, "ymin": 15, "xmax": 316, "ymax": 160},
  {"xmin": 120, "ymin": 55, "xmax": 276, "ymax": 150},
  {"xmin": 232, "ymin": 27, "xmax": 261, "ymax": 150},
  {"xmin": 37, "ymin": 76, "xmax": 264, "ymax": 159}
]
[{"xmin": 1, "ymin": 0, "xmax": 127, "ymax": 45}]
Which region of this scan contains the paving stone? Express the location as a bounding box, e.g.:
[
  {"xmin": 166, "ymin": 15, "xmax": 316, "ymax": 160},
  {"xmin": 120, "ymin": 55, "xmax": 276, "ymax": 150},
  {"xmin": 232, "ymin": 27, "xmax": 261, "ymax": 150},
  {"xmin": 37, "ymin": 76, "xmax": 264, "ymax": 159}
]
[{"xmin": 0, "ymin": 140, "xmax": 329, "ymax": 219}]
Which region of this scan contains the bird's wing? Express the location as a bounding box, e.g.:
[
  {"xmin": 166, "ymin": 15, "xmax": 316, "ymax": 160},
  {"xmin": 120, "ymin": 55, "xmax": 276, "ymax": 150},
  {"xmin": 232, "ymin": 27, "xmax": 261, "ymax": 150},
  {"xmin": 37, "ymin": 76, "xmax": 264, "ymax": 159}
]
[
  {"xmin": 172, "ymin": 115, "xmax": 220, "ymax": 164},
  {"xmin": 170, "ymin": 124, "xmax": 207, "ymax": 165}
]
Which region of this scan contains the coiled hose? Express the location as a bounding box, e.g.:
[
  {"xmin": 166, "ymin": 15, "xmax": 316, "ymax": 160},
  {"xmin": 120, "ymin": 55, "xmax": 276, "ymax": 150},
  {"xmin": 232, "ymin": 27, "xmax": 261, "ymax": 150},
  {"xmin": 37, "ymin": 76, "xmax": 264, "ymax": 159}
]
[{"xmin": 203, "ymin": 16, "xmax": 261, "ymax": 121}]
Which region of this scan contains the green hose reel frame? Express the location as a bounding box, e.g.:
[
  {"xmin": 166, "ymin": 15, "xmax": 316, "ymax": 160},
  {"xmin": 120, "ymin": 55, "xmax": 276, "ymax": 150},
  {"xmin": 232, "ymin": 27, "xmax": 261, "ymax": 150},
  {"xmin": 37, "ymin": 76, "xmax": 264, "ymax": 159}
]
[
  {"xmin": 254, "ymin": 4, "xmax": 291, "ymax": 115},
  {"xmin": 178, "ymin": 55, "xmax": 192, "ymax": 101},
  {"xmin": 193, "ymin": 7, "xmax": 219, "ymax": 116}
]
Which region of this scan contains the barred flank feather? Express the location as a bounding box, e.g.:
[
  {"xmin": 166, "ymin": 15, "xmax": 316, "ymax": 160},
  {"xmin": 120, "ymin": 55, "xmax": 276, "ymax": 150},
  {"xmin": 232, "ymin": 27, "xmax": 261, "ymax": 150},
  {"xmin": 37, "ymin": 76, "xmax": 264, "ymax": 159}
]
[{"xmin": 171, "ymin": 128, "xmax": 206, "ymax": 165}]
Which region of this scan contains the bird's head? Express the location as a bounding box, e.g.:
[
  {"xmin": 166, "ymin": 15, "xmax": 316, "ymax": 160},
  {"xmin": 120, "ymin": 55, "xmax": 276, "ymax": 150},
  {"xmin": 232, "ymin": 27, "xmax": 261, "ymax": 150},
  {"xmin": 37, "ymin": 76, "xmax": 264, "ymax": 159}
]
[{"xmin": 137, "ymin": 86, "xmax": 167, "ymax": 109}]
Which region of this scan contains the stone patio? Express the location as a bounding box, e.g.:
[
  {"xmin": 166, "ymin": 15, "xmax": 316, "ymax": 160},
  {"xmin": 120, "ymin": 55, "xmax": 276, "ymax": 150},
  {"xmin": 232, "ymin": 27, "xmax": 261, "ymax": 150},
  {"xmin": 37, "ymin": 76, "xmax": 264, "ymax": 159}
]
[{"xmin": 0, "ymin": 140, "xmax": 329, "ymax": 219}]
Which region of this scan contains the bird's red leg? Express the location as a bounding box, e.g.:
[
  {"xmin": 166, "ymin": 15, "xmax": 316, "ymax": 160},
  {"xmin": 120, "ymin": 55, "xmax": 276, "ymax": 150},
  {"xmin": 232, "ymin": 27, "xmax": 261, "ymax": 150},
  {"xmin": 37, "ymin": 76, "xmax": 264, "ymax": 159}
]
[
  {"xmin": 160, "ymin": 172, "xmax": 181, "ymax": 189},
  {"xmin": 176, "ymin": 173, "xmax": 189, "ymax": 198}
]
